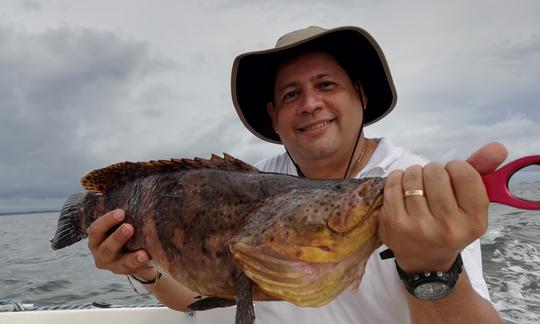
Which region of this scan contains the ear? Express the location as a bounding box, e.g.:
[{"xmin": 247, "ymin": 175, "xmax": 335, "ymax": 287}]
[
  {"xmin": 266, "ymin": 102, "xmax": 279, "ymax": 133},
  {"xmin": 354, "ymin": 81, "xmax": 368, "ymax": 110}
]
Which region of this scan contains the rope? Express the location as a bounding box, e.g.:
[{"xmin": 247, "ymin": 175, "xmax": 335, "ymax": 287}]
[{"xmin": 0, "ymin": 300, "xmax": 34, "ymax": 312}]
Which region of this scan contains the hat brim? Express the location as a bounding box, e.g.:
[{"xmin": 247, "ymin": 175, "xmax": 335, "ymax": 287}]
[{"xmin": 232, "ymin": 26, "xmax": 397, "ymax": 144}]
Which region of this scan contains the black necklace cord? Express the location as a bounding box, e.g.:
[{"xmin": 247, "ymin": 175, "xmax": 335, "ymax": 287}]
[
  {"xmin": 287, "ymin": 95, "xmax": 366, "ymax": 179},
  {"xmin": 342, "ymin": 90, "xmax": 367, "ymax": 179},
  {"xmin": 286, "ymin": 121, "xmax": 364, "ymax": 180},
  {"xmin": 342, "ymin": 122, "xmax": 365, "ymax": 179},
  {"xmin": 286, "ymin": 149, "xmax": 305, "ymax": 178}
]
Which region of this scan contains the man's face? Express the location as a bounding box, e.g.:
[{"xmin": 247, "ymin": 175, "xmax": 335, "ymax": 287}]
[{"xmin": 267, "ymin": 51, "xmax": 365, "ymax": 164}]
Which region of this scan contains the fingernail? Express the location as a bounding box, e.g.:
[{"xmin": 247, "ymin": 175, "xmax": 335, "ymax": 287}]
[
  {"xmin": 120, "ymin": 224, "xmax": 131, "ymax": 235},
  {"xmin": 113, "ymin": 209, "xmax": 124, "ymax": 221}
]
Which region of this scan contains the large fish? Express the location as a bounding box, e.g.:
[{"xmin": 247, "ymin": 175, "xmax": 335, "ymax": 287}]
[{"xmin": 51, "ymin": 154, "xmax": 385, "ymax": 324}]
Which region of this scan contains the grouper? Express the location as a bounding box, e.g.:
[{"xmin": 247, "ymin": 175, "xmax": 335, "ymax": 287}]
[{"xmin": 51, "ymin": 154, "xmax": 385, "ymax": 324}]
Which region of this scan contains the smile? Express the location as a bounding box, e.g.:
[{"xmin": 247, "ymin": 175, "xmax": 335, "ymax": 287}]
[{"xmin": 298, "ymin": 119, "xmax": 334, "ymax": 132}]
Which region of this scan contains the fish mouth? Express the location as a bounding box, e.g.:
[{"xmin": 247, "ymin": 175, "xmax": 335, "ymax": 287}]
[
  {"xmin": 232, "ymin": 236, "xmax": 380, "ymax": 307},
  {"xmin": 263, "ymin": 179, "xmax": 383, "ymax": 264},
  {"xmin": 328, "ymin": 178, "xmax": 385, "ymax": 233},
  {"xmin": 259, "ymin": 214, "xmax": 379, "ymax": 264}
]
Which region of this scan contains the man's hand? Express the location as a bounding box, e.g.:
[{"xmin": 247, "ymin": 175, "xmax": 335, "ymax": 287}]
[
  {"xmin": 378, "ymin": 142, "xmax": 508, "ymax": 272},
  {"xmin": 87, "ymin": 209, "xmax": 158, "ymax": 279}
]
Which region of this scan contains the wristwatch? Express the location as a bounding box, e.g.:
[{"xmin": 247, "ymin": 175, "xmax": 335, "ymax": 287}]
[{"xmin": 396, "ymin": 254, "xmax": 463, "ymax": 301}]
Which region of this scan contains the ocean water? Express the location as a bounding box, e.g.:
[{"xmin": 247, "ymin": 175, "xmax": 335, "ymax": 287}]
[
  {"xmin": 482, "ymin": 184, "xmax": 540, "ymax": 323},
  {"xmin": 1, "ymin": 185, "xmax": 539, "ymax": 323},
  {"xmin": 0, "ymin": 211, "xmax": 158, "ymax": 307}
]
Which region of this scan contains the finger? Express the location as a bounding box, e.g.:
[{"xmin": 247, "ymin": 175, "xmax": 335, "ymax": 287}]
[
  {"xmin": 466, "ymin": 142, "xmax": 508, "ymax": 175},
  {"xmin": 97, "ymin": 223, "xmax": 134, "ymax": 264},
  {"xmin": 401, "ymin": 165, "xmax": 432, "ymax": 220},
  {"xmin": 447, "ymin": 160, "xmax": 489, "ymax": 221},
  {"xmin": 378, "ymin": 170, "xmax": 405, "ymax": 241},
  {"xmin": 87, "ymin": 209, "xmax": 125, "ymax": 251},
  {"xmin": 104, "ymin": 251, "xmax": 149, "ymax": 275},
  {"xmin": 423, "ymin": 162, "xmax": 460, "ymax": 219},
  {"xmin": 382, "ymin": 170, "xmax": 405, "ymax": 216},
  {"xmin": 120, "ymin": 250, "xmax": 151, "ymax": 272}
]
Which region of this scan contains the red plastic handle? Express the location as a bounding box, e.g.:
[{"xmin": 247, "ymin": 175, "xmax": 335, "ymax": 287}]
[{"xmin": 481, "ymin": 155, "xmax": 540, "ymax": 210}]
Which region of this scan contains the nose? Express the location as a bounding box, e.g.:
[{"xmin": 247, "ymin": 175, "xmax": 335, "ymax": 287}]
[{"xmin": 298, "ymin": 88, "xmax": 323, "ymax": 115}]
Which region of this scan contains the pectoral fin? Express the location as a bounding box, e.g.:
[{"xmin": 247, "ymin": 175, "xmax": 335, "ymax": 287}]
[{"xmin": 187, "ymin": 296, "xmax": 236, "ymax": 311}]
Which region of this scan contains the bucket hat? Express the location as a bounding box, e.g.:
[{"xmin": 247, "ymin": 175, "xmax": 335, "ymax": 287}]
[{"xmin": 231, "ymin": 26, "xmax": 397, "ymax": 144}]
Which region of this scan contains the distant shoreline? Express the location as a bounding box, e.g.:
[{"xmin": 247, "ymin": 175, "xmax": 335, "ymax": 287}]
[{"xmin": 0, "ymin": 210, "xmax": 60, "ymax": 216}]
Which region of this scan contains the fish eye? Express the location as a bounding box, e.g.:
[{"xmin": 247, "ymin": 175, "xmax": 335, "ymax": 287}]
[{"xmin": 334, "ymin": 183, "xmax": 344, "ymax": 190}]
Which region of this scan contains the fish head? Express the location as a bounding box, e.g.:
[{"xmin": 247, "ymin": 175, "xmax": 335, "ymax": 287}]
[
  {"xmin": 231, "ymin": 177, "xmax": 385, "ymax": 306},
  {"xmin": 258, "ymin": 176, "xmax": 384, "ymax": 262}
]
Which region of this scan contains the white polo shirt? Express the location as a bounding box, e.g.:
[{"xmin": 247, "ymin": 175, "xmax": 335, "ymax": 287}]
[{"xmin": 253, "ymin": 138, "xmax": 491, "ymax": 324}]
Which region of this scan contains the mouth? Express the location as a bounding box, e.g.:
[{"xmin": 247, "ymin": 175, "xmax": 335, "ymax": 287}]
[{"xmin": 297, "ymin": 119, "xmax": 335, "ymax": 132}]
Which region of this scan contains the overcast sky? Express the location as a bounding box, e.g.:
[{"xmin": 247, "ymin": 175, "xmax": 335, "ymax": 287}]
[{"xmin": 0, "ymin": 0, "xmax": 539, "ymax": 213}]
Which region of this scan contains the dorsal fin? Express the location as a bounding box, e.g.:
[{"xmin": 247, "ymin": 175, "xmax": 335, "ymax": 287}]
[{"xmin": 81, "ymin": 153, "xmax": 259, "ymax": 193}]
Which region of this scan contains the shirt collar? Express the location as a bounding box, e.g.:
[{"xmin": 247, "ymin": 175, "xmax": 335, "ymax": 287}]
[{"xmin": 358, "ymin": 138, "xmax": 404, "ymax": 178}]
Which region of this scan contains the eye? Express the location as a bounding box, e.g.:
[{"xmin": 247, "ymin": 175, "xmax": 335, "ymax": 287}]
[
  {"xmin": 282, "ymin": 90, "xmax": 299, "ymax": 102},
  {"xmin": 317, "ymin": 81, "xmax": 335, "ymax": 89},
  {"xmin": 334, "ymin": 183, "xmax": 344, "ymax": 190}
]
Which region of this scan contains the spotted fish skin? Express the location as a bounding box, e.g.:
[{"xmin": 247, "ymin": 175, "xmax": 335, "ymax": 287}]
[{"xmin": 51, "ymin": 154, "xmax": 384, "ymax": 308}]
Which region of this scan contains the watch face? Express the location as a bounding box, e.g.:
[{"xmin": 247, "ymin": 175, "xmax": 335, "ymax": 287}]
[{"xmin": 414, "ymin": 282, "xmax": 451, "ymax": 301}]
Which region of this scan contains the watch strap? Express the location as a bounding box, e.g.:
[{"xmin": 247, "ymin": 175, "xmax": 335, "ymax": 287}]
[{"xmin": 396, "ymin": 253, "xmax": 463, "ymax": 300}]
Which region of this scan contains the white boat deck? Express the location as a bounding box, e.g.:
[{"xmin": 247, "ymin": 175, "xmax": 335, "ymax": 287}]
[{"xmin": 0, "ymin": 306, "xmax": 236, "ymax": 324}]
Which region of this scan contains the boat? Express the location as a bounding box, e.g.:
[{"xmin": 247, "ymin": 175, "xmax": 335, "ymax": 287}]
[{"xmin": 0, "ymin": 303, "xmax": 236, "ymax": 324}]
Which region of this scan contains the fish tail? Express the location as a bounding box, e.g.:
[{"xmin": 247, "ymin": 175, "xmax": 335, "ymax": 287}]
[{"xmin": 50, "ymin": 192, "xmax": 95, "ymax": 250}]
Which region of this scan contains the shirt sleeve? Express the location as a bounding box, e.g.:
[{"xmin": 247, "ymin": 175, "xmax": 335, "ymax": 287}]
[{"xmin": 461, "ymin": 239, "xmax": 492, "ymax": 301}]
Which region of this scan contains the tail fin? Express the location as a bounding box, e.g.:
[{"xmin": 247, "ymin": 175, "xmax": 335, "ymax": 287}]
[{"xmin": 51, "ymin": 192, "xmax": 93, "ymax": 250}]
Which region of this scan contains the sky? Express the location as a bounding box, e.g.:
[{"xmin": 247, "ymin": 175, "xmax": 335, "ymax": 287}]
[{"xmin": 0, "ymin": 0, "xmax": 539, "ymax": 213}]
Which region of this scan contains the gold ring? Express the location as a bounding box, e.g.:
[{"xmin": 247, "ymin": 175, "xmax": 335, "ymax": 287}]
[{"xmin": 403, "ymin": 189, "xmax": 425, "ymax": 197}]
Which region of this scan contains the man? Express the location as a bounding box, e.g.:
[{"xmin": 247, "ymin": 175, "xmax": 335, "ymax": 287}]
[{"xmin": 88, "ymin": 26, "xmax": 504, "ymax": 323}]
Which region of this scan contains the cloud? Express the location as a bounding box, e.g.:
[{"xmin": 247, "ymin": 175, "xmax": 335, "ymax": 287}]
[
  {"xmin": 376, "ymin": 115, "xmax": 539, "ymax": 161},
  {"xmin": 21, "ymin": 0, "xmax": 41, "ymax": 12},
  {"xmin": 0, "ymin": 1, "xmax": 539, "ymax": 212},
  {"xmin": 0, "ymin": 23, "xmax": 176, "ymax": 211},
  {"xmin": 493, "ymin": 32, "xmax": 540, "ymax": 62}
]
